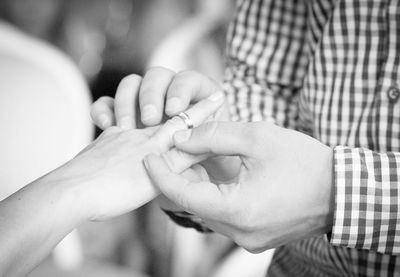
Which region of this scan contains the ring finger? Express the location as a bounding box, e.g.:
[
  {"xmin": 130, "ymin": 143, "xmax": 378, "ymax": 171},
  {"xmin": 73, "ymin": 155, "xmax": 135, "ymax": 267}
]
[{"xmin": 151, "ymin": 90, "xmax": 225, "ymax": 149}]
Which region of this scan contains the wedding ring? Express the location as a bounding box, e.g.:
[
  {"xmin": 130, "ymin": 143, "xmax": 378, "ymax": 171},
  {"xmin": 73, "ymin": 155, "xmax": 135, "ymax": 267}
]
[{"xmin": 177, "ymin": 112, "xmax": 194, "ymax": 129}]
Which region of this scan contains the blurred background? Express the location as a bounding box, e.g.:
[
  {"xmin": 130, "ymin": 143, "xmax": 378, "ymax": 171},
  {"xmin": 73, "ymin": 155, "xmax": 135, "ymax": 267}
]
[{"xmin": 0, "ymin": 0, "xmax": 273, "ymax": 276}]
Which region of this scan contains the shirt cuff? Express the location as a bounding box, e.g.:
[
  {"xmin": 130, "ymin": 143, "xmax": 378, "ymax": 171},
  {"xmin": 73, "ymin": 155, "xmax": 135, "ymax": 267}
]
[
  {"xmin": 330, "ymin": 146, "xmax": 400, "ymax": 254},
  {"xmin": 162, "ymin": 210, "xmax": 213, "ymax": 233}
]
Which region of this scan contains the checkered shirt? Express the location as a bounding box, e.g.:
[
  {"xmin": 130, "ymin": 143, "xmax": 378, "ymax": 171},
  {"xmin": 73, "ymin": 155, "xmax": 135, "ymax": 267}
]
[{"xmin": 165, "ymin": 0, "xmax": 400, "ymax": 276}]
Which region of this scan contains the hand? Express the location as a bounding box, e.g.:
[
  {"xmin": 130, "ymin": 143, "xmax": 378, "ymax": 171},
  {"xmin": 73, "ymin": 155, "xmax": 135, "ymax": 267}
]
[
  {"xmin": 144, "ymin": 121, "xmax": 334, "ymax": 253},
  {"xmin": 90, "ymin": 68, "xmax": 240, "ymax": 209},
  {"xmin": 47, "ymin": 92, "xmax": 225, "ymax": 222},
  {"xmin": 90, "ymin": 67, "xmax": 230, "ymax": 130}
]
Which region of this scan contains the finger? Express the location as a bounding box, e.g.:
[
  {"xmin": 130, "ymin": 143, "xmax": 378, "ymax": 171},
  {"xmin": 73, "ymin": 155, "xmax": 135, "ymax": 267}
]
[
  {"xmin": 165, "ymin": 70, "xmax": 220, "ymax": 116},
  {"xmin": 161, "ymin": 148, "xmax": 209, "ymax": 174},
  {"xmin": 156, "ymin": 164, "xmax": 209, "ymax": 212},
  {"xmin": 173, "ymin": 121, "xmax": 254, "ymax": 156},
  {"xmin": 151, "ymin": 90, "xmax": 225, "ymax": 150},
  {"xmin": 144, "ymin": 153, "xmax": 226, "ymax": 219},
  {"xmin": 114, "ymin": 74, "xmax": 142, "ymax": 130},
  {"xmin": 200, "ymin": 156, "xmax": 241, "ymax": 183},
  {"xmin": 139, "ymin": 67, "xmax": 175, "ymax": 126},
  {"xmin": 90, "ymin": 96, "xmax": 115, "ymax": 130},
  {"xmin": 190, "ymin": 163, "xmax": 210, "ymax": 182}
]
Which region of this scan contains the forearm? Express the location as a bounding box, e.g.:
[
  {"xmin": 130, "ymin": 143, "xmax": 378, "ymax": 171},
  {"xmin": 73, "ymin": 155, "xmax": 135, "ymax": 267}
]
[{"xmin": 0, "ymin": 172, "xmax": 85, "ymax": 277}]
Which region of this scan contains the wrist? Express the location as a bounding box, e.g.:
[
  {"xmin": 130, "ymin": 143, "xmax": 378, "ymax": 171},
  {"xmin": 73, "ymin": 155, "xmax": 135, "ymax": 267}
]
[{"xmin": 38, "ymin": 167, "xmax": 91, "ymax": 228}]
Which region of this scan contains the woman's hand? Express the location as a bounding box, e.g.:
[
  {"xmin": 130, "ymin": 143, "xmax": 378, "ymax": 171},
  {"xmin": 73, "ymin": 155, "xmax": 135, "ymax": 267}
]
[
  {"xmin": 144, "ymin": 121, "xmax": 335, "ymax": 253},
  {"xmin": 0, "ymin": 87, "xmax": 224, "ymax": 277},
  {"xmin": 55, "ymin": 90, "xmax": 225, "ymax": 221}
]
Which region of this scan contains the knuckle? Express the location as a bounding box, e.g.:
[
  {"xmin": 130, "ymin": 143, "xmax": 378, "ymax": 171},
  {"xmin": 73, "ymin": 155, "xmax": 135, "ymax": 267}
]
[
  {"xmin": 116, "ymin": 75, "xmax": 141, "ymax": 103},
  {"xmin": 155, "ymin": 116, "xmax": 186, "ymax": 136},
  {"xmin": 139, "ymin": 83, "xmax": 156, "ymax": 100},
  {"xmin": 96, "ymin": 96, "xmax": 114, "ymax": 110},
  {"xmin": 170, "ymin": 70, "xmax": 218, "ymax": 100},
  {"xmin": 171, "ymin": 70, "xmax": 202, "ymax": 89},
  {"xmin": 146, "ymin": 66, "xmax": 175, "ymax": 76},
  {"xmin": 175, "ymin": 70, "xmax": 218, "ymax": 92},
  {"xmin": 120, "ymin": 74, "xmax": 142, "ymax": 86},
  {"xmin": 140, "ymin": 68, "xmax": 175, "ymax": 101},
  {"xmin": 90, "ymin": 98, "xmax": 104, "ymax": 112},
  {"xmin": 142, "ymin": 67, "xmax": 175, "ymax": 91},
  {"xmin": 96, "ymin": 96, "xmax": 112, "ymax": 104},
  {"xmin": 175, "ymin": 69, "xmax": 201, "ymax": 80},
  {"xmin": 103, "ymin": 126, "xmax": 121, "ymax": 136}
]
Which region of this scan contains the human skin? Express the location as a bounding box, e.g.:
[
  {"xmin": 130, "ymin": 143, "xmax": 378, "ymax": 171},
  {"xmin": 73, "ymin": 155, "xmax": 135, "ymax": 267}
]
[
  {"xmin": 91, "ymin": 69, "xmax": 241, "ymax": 211},
  {"xmin": 91, "ymin": 68, "xmax": 334, "ymax": 253},
  {"xmin": 0, "ymin": 76, "xmax": 225, "ymax": 277},
  {"xmin": 145, "ymin": 121, "xmax": 334, "ymax": 253}
]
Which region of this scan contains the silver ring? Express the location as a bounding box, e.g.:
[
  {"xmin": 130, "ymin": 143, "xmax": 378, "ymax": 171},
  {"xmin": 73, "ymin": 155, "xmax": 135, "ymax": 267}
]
[{"xmin": 178, "ymin": 112, "xmax": 194, "ymax": 129}]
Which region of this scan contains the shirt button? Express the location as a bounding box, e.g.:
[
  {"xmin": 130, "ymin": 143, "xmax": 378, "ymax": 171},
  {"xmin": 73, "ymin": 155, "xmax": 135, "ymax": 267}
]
[{"xmin": 387, "ymin": 86, "xmax": 400, "ymax": 103}]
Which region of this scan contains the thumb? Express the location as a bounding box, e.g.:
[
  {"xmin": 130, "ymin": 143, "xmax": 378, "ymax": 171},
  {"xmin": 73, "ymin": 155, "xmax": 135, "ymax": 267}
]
[
  {"xmin": 143, "ymin": 153, "xmax": 227, "ymax": 219},
  {"xmin": 173, "ymin": 121, "xmax": 254, "ymax": 156}
]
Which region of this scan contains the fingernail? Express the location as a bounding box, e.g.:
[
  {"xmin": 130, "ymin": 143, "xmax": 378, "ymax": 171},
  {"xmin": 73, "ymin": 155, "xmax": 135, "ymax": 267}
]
[
  {"xmin": 98, "ymin": 114, "xmax": 111, "ymax": 129},
  {"xmin": 174, "ymin": 129, "xmax": 191, "ymax": 143},
  {"xmin": 208, "ymin": 91, "xmax": 224, "ymax": 102},
  {"xmin": 118, "ymin": 116, "xmax": 131, "ymax": 130},
  {"xmin": 166, "ymin": 97, "xmax": 181, "ymax": 113},
  {"xmin": 142, "ymin": 105, "xmax": 158, "ymax": 121}
]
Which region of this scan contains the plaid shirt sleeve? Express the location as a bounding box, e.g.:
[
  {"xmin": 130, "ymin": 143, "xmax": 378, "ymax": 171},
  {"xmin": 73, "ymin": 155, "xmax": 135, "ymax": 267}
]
[
  {"xmin": 331, "ymin": 146, "xmax": 400, "ymax": 255},
  {"xmin": 223, "ymin": 0, "xmax": 309, "ymax": 129},
  {"xmin": 162, "ymin": 0, "xmax": 310, "ymax": 232}
]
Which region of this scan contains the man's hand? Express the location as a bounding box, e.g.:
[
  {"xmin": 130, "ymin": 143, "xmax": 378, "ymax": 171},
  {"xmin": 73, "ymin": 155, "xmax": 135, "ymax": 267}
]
[
  {"xmin": 90, "ymin": 67, "xmax": 230, "ymax": 130},
  {"xmin": 144, "ymin": 121, "xmax": 334, "ymax": 253}
]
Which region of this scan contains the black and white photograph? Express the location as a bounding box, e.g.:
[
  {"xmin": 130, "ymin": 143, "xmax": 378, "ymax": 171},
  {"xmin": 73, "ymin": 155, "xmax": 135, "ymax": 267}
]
[{"xmin": 0, "ymin": 0, "xmax": 399, "ymax": 276}]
